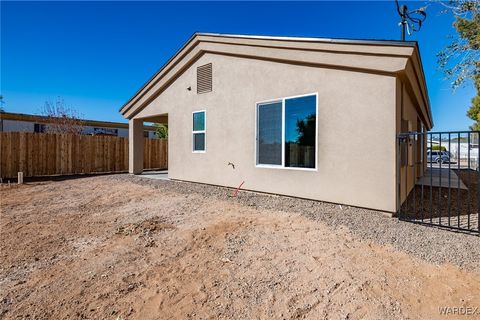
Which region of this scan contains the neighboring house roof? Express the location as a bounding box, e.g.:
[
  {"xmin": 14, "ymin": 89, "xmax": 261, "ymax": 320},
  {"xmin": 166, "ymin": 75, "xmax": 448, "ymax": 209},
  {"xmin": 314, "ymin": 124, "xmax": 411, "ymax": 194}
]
[
  {"xmin": 0, "ymin": 111, "xmax": 156, "ymax": 131},
  {"xmin": 120, "ymin": 32, "xmax": 432, "ymax": 129}
]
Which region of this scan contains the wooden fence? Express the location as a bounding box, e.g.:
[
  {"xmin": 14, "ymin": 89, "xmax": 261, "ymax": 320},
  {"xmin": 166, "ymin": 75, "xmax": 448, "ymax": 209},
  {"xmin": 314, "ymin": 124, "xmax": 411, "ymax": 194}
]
[{"xmin": 0, "ymin": 132, "xmax": 167, "ymax": 179}]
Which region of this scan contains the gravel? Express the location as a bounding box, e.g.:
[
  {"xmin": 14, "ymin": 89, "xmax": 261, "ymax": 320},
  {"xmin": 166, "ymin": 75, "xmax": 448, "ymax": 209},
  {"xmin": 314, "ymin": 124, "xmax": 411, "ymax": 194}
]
[{"xmin": 114, "ymin": 174, "xmax": 480, "ymax": 271}]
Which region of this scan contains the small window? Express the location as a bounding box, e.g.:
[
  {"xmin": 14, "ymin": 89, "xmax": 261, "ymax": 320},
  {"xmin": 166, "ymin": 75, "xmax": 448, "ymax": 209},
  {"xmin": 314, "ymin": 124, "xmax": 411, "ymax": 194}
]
[
  {"xmin": 256, "ymin": 93, "xmax": 317, "ymax": 169},
  {"xmin": 34, "ymin": 123, "xmax": 46, "ymax": 133},
  {"xmin": 193, "ymin": 111, "xmax": 206, "ymax": 152}
]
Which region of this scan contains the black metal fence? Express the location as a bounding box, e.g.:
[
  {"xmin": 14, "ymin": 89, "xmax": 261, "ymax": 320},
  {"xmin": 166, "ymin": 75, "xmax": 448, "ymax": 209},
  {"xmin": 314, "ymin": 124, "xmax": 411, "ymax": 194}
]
[{"xmin": 397, "ymin": 131, "xmax": 479, "ymax": 235}]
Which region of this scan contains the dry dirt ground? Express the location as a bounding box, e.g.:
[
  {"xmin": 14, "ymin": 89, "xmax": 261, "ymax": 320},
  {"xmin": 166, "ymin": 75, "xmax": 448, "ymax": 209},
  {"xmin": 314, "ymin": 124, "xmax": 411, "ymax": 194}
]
[{"xmin": 1, "ymin": 175, "xmax": 479, "ymax": 320}]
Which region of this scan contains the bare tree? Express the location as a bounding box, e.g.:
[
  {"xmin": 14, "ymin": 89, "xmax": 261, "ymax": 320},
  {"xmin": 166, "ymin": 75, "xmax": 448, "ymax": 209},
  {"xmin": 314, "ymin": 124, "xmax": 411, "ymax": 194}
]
[
  {"xmin": 437, "ymin": 1, "xmax": 479, "ymax": 89},
  {"xmin": 436, "ymin": 1, "xmax": 479, "ymax": 129},
  {"xmin": 0, "ymin": 95, "xmax": 5, "ymax": 112},
  {"xmin": 40, "ymin": 97, "xmax": 84, "ymax": 135}
]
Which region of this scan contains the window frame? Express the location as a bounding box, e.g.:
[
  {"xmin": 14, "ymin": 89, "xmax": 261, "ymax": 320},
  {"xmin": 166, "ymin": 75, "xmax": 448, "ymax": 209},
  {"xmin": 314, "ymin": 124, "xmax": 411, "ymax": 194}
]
[
  {"xmin": 192, "ymin": 110, "xmax": 206, "ymax": 153},
  {"xmin": 255, "ymin": 93, "xmax": 318, "ymax": 171}
]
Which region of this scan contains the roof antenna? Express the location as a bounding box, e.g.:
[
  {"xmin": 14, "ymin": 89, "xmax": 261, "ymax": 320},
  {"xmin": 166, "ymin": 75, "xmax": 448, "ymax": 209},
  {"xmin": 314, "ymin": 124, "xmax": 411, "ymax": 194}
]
[{"xmin": 395, "ymin": 0, "xmax": 427, "ymax": 41}]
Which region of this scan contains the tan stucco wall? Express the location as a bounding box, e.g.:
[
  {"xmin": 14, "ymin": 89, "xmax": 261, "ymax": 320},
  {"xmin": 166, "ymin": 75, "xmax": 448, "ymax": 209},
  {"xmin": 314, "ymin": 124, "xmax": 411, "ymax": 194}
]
[
  {"xmin": 121, "ymin": 37, "xmax": 414, "ymax": 119},
  {"xmin": 134, "ymin": 53, "xmax": 398, "ymax": 212},
  {"xmin": 397, "ymin": 78, "xmax": 425, "ymax": 205}
]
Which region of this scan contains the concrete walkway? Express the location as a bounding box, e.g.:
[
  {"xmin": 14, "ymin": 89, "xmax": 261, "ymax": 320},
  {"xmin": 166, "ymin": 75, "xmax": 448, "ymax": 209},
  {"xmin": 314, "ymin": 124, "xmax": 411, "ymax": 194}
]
[
  {"xmin": 416, "ymin": 168, "xmax": 467, "ymax": 190},
  {"xmin": 139, "ymin": 170, "xmax": 169, "ymax": 180}
]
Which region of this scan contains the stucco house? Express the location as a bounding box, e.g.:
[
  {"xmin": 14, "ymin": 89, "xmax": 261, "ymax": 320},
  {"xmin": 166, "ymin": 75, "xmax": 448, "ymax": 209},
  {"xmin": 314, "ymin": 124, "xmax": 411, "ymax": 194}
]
[{"xmin": 120, "ymin": 33, "xmax": 432, "ymax": 213}]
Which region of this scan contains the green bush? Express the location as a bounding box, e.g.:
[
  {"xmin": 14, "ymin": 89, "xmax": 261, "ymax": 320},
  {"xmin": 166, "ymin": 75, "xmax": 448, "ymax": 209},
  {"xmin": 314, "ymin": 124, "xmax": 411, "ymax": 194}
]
[
  {"xmin": 431, "ymin": 145, "xmax": 447, "ymax": 151},
  {"xmin": 154, "ymin": 123, "xmax": 168, "ymax": 139}
]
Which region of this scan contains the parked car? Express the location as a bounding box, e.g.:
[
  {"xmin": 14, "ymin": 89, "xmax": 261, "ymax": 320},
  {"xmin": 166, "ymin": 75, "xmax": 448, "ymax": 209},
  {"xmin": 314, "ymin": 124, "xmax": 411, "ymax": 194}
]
[{"xmin": 426, "ymin": 150, "xmax": 451, "ymax": 164}]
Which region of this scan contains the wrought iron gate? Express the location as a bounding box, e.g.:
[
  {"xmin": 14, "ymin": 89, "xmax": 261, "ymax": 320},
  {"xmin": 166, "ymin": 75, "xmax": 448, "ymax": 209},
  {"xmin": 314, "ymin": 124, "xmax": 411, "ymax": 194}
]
[{"xmin": 397, "ymin": 131, "xmax": 480, "ymax": 235}]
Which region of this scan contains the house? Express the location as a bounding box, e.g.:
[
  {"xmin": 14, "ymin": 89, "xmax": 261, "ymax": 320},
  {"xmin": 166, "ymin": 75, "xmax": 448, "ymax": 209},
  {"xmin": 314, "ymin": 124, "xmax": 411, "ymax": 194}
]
[
  {"xmin": 449, "ymin": 142, "xmax": 479, "ymax": 161},
  {"xmin": 120, "ymin": 33, "xmax": 432, "ymax": 213},
  {"xmin": 427, "ymin": 139, "xmax": 439, "ymax": 148},
  {"xmin": 0, "ymin": 111, "xmax": 157, "ymax": 138}
]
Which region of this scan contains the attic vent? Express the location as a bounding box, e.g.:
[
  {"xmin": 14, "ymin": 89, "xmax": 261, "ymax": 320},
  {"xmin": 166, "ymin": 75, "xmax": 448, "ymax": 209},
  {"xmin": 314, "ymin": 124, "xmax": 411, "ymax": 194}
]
[{"xmin": 197, "ymin": 63, "xmax": 212, "ymax": 94}]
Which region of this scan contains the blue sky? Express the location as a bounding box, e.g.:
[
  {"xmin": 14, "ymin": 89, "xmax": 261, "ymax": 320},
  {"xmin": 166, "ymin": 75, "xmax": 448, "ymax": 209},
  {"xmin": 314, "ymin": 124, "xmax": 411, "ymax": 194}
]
[{"xmin": 1, "ymin": 1, "xmax": 476, "ymax": 130}]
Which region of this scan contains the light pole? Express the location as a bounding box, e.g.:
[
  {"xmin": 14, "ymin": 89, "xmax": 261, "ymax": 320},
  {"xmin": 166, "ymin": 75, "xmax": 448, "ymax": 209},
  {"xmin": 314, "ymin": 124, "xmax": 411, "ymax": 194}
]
[{"xmin": 395, "ymin": 0, "xmax": 427, "ymax": 41}]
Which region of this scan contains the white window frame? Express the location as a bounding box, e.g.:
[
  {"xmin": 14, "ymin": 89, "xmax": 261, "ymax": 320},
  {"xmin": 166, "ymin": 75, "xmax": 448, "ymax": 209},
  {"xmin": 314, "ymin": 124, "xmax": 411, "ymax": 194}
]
[
  {"xmin": 192, "ymin": 110, "xmax": 206, "ymax": 153},
  {"xmin": 255, "ymin": 93, "xmax": 318, "ymax": 171}
]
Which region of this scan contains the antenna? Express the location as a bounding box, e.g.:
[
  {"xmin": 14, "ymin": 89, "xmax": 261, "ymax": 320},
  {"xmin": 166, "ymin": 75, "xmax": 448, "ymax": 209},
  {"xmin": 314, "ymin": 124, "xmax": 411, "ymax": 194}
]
[{"xmin": 395, "ymin": 0, "xmax": 427, "ymax": 41}]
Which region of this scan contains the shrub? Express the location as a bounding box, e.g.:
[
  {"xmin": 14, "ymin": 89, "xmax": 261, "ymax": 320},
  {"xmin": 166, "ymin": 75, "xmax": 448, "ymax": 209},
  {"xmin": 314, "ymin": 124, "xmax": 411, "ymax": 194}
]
[{"xmin": 431, "ymin": 145, "xmax": 447, "ymax": 151}]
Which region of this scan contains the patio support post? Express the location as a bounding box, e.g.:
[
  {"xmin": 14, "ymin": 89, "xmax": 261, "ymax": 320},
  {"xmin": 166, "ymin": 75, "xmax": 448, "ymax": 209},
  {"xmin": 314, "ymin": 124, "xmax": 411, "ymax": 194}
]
[{"xmin": 129, "ymin": 118, "xmax": 144, "ymax": 174}]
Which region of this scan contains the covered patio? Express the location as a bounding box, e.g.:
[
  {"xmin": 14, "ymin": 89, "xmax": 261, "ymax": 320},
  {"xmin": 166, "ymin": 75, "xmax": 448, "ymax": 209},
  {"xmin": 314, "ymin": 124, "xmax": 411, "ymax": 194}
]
[
  {"xmin": 415, "ymin": 168, "xmax": 467, "ymax": 190},
  {"xmin": 139, "ymin": 170, "xmax": 169, "ymax": 180},
  {"xmin": 129, "ymin": 114, "xmax": 168, "ymax": 175}
]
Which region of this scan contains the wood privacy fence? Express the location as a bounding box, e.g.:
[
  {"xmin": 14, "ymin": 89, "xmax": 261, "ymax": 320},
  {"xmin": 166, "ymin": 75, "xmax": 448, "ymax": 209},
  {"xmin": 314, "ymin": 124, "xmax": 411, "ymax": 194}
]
[{"xmin": 0, "ymin": 132, "xmax": 167, "ymax": 179}]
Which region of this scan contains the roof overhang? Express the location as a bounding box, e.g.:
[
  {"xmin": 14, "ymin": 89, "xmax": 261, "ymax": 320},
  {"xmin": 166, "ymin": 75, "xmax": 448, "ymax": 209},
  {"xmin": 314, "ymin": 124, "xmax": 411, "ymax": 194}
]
[{"xmin": 120, "ymin": 32, "xmax": 432, "ymax": 128}]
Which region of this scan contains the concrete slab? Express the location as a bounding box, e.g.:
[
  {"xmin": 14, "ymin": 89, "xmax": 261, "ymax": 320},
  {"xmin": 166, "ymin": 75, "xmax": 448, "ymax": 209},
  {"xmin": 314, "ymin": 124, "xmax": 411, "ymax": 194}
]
[
  {"xmin": 411, "ymin": 213, "xmax": 479, "ymax": 232},
  {"xmin": 416, "ymin": 168, "xmax": 467, "ymax": 190},
  {"xmin": 139, "ymin": 170, "xmax": 169, "ymax": 180}
]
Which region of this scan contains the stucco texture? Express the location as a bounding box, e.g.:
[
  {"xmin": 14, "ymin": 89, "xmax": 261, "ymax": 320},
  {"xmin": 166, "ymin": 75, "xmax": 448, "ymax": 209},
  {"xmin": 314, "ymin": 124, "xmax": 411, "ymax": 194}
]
[{"xmin": 134, "ymin": 53, "xmax": 398, "ymax": 212}]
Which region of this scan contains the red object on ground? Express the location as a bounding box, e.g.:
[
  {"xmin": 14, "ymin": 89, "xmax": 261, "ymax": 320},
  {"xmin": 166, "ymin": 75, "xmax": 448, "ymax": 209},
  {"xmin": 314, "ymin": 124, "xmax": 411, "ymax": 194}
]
[{"xmin": 232, "ymin": 181, "xmax": 245, "ymax": 198}]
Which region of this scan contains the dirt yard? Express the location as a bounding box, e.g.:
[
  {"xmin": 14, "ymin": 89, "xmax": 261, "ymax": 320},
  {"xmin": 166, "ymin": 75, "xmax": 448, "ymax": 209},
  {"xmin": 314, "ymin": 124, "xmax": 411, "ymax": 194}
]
[{"xmin": 1, "ymin": 175, "xmax": 479, "ymax": 320}]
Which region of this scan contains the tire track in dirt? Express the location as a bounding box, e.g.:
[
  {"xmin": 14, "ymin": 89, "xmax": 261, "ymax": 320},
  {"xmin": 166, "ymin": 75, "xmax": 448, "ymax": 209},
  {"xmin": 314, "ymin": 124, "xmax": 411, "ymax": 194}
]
[{"xmin": 1, "ymin": 176, "xmax": 479, "ymax": 319}]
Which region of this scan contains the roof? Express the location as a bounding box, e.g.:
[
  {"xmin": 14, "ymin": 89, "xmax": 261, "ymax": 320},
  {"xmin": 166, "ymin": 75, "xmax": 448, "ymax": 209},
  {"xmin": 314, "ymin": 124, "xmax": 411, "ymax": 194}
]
[
  {"xmin": 182, "ymin": 32, "xmax": 419, "ymax": 47},
  {"xmin": 120, "ymin": 32, "xmax": 432, "ymax": 128},
  {"xmin": 0, "ymin": 111, "xmax": 157, "ymax": 131}
]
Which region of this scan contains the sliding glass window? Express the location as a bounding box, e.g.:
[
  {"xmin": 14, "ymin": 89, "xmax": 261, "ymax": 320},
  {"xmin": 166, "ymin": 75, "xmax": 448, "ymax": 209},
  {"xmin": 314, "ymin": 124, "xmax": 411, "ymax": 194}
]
[
  {"xmin": 256, "ymin": 94, "xmax": 317, "ymax": 169},
  {"xmin": 257, "ymin": 102, "xmax": 282, "ymax": 165}
]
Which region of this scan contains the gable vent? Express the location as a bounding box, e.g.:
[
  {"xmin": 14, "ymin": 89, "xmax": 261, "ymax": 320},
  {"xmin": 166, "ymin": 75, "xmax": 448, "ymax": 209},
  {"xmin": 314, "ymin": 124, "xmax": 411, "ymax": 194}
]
[{"xmin": 197, "ymin": 63, "xmax": 212, "ymax": 94}]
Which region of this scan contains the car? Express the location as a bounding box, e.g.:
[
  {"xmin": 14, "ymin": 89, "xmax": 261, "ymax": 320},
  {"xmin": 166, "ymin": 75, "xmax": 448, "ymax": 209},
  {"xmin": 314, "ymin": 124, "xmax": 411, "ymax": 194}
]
[{"xmin": 426, "ymin": 150, "xmax": 451, "ymax": 164}]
